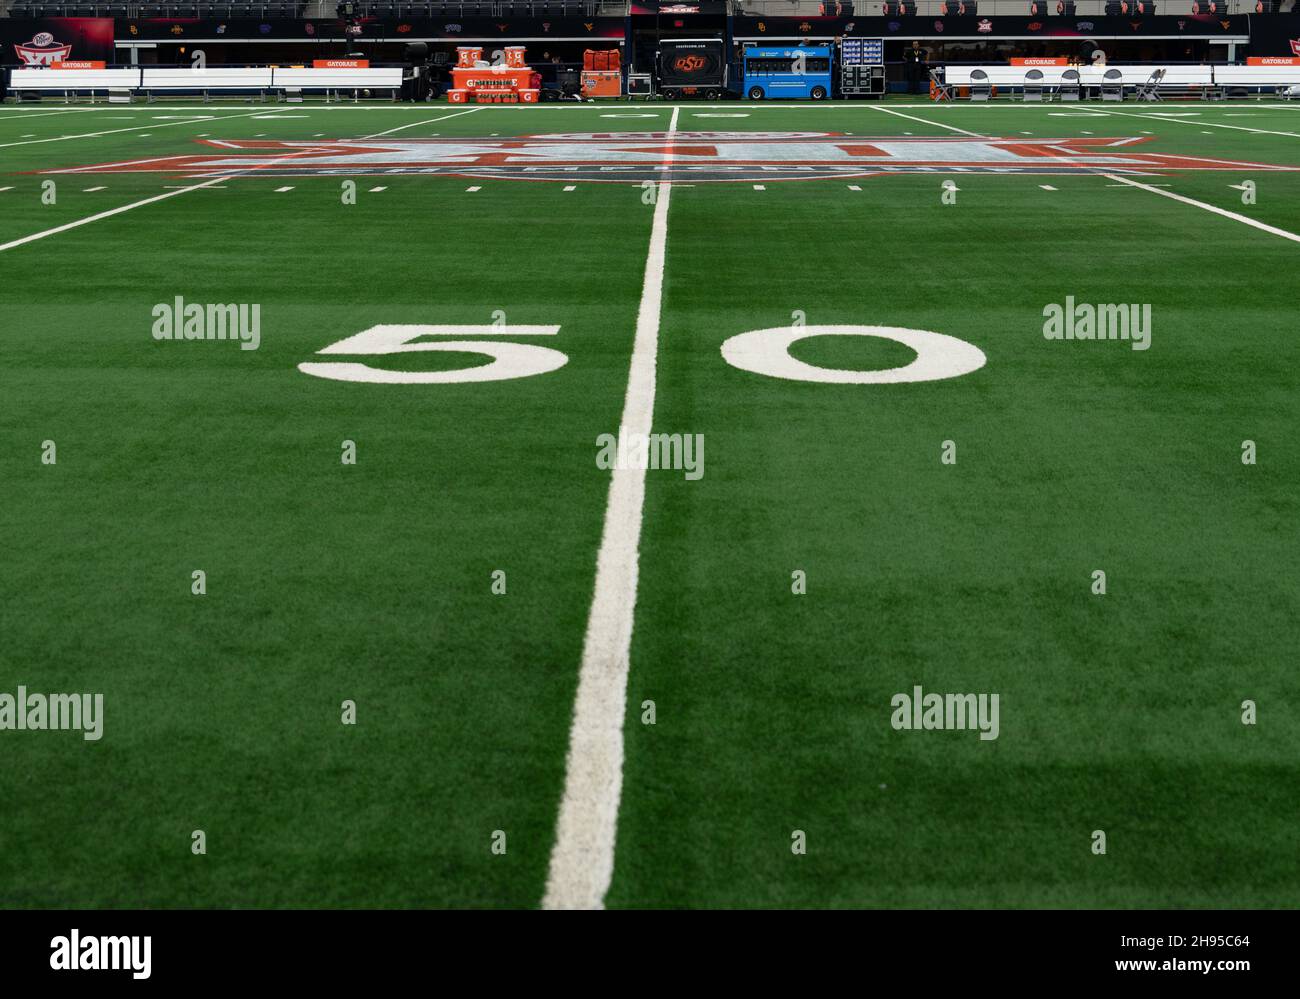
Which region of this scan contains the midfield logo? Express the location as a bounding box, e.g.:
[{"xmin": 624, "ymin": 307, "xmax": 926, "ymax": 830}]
[{"xmin": 40, "ymin": 133, "xmax": 1300, "ymax": 185}]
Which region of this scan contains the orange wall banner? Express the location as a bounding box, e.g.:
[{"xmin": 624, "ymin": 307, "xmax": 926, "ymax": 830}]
[
  {"xmin": 313, "ymin": 59, "xmax": 369, "ymax": 68},
  {"xmin": 1009, "ymin": 57, "xmax": 1068, "ymax": 66},
  {"xmin": 1246, "ymin": 56, "xmax": 1300, "ymax": 65},
  {"xmin": 53, "ymin": 60, "xmax": 107, "ymax": 69}
]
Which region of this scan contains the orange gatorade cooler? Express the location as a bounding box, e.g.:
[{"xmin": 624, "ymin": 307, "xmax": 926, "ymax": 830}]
[
  {"xmin": 456, "ymin": 47, "xmax": 483, "ymax": 68},
  {"xmin": 505, "ymin": 46, "xmax": 526, "ymax": 69},
  {"xmin": 520, "ymin": 89, "xmax": 539, "ymax": 103},
  {"xmin": 448, "ymin": 89, "xmax": 468, "ymax": 103}
]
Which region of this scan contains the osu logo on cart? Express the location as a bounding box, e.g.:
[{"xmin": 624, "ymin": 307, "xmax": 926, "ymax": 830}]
[{"xmin": 674, "ymin": 55, "xmax": 708, "ymax": 73}]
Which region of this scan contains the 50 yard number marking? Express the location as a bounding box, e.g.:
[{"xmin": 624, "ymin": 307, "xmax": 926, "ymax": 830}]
[{"xmin": 299, "ymin": 323, "xmax": 987, "ymax": 385}]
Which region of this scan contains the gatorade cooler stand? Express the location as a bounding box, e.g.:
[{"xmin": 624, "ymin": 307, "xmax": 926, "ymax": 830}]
[{"xmin": 448, "ymin": 46, "xmax": 538, "ymax": 104}]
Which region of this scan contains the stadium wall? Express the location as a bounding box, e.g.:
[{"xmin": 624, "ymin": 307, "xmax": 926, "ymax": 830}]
[{"xmin": 3, "ymin": 11, "xmax": 1297, "ymax": 68}]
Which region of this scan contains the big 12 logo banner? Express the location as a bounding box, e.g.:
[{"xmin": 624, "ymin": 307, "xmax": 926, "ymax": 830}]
[
  {"xmin": 2, "ymin": 18, "xmax": 114, "ymax": 67},
  {"xmin": 14, "ymin": 31, "xmax": 73, "ymax": 66}
]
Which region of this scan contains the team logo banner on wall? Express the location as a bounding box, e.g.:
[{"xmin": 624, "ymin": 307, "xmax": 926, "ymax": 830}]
[
  {"xmin": 629, "ymin": 2, "xmax": 727, "ymax": 13},
  {"xmin": 1, "ymin": 18, "xmax": 114, "ymax": 67},
  {"xmin": 1247, "ymin": 13, "xmax": 1300, "ymax": 58},
  {"xmin": 730, "ymin": 13, "xmax": 1248, "ymax": 38},
  {"xmin": 112, "ymin": 16, "xmax": 625, "ymax": 42},
  {"xmin": 14, "ymin": 31, "xmax": 72, "ymax": 66}
]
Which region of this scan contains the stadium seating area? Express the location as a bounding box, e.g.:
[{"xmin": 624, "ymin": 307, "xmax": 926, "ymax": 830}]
[
  {"xmin": 2, "ymin": 0, "xmax": 613, "ymax": 13},
  {"xmin": 7, "ymin": 3, "xmax": 307, "ymax": 14},
  {"xmin": 733, "ymin": 0, "xmax": 1280, "ymax": 12},
  {"xmin": 0, "ymin": 0, "xmax": 1291, "ymax": 13},
  {"xmin": 0, "ymin": 0, "xmax": 1292, "ymax": 15}
]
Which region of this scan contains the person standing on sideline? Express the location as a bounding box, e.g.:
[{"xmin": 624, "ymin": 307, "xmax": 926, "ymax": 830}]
[{"xmin": 903, "ymin": 40, "xmax": 926, "ymax": 95}]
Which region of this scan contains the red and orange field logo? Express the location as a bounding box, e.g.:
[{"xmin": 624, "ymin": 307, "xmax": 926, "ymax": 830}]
[{"xmin": 35, "ymin": 133, "xmax": 1300, "ymax": 185}]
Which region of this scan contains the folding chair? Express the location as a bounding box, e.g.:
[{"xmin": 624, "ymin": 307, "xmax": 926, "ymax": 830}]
[
  {"xmin": 969, "ymin": 68, "xmax": 991, "ymax": 102},
  {"xmin": 1023, "ymin": 68, "xmax": 1044, "ymax": 102},
  {"xmin": 929, "ymin": 67, "xmax": 953, "ymax": 103},
  {"xmin": 1059, "ymin": 68, "xmax": 1080, "ymax": 102},
  {"xmin": 1135, "ymin": 68, "xmax": 1164, "ymax": 102},
  {"xmin": 1101, "ymin": 68, "xmax": 1124, "ymax": 102}
]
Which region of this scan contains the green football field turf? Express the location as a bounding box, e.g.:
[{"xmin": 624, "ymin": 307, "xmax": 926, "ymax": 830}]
[{"xmin": 1, "ymin": 99, "xmax": 1297, "ymax": 908}]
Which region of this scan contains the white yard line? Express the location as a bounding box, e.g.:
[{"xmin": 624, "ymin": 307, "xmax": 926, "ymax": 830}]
[
  {"xmin": 0, "ymin": 175, "xmax": 234, "ymax": 253},
  {"xmin": 0, "ymin": 107, "xmax": 290, "ymax": 149},
  {"xmin": 870, "ymin": 105, "xmax": 986, "ymax": 137},
  {"xmin": 0, "ymin": 145, "xmax": 326, "ymax": 254},
  {"xmin": 1101, "ymin": 173, "xmax": 1300, "ymax": 244},
  {"xmin": 362, "ymin": 107, "xmax": 481, "ymax": 139},
  {"xmin": 542, "ymin": 105, "xmax": 681, "ymax": 913},
  {"xmin": 1091, "ymin": 107, "xmax": 1300, "ymax": 139}
]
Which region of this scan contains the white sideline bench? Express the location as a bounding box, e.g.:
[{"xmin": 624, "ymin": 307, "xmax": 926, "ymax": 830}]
[
  {"xmin": 942, "ymin": 64, "xmax": 1300, "ymax": 99},
  {"xmin": 7, "ymin": 67, "xmax": 403, "ymax": 102},
  {"xmin": 1215, "ymin": 66, "xmax": 1300, "ymax": 89},
  {"xmin": 8, "ymin": 68, "xmax": 142, "ymax": 95}
]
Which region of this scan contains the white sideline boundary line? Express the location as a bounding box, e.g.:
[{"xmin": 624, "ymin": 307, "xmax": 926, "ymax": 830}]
[
  {"xmin": 0, "ymin": 107, "xmax": 290, "ymax": 149},
  {"xmin": 4, "ymin": 103, "xmax": 1300, "ymax": 115},
  {"xmin": 1101, "ymin": 173, "xmax": 1300, "ymax": 244},
  {"xmin": 362, "ymin": 107, "xmax": 481, "ymax": 138},
  {"xmin": 0, "ymin": 109, "xmax": 92, "ymax": 122},
  {"xmin": 542, "ymin": 104, "xmax": 680, "ymax": 912},
  {"xmin": 870, "ymin": 105, "xmax": 987, "ymax": 137}
]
